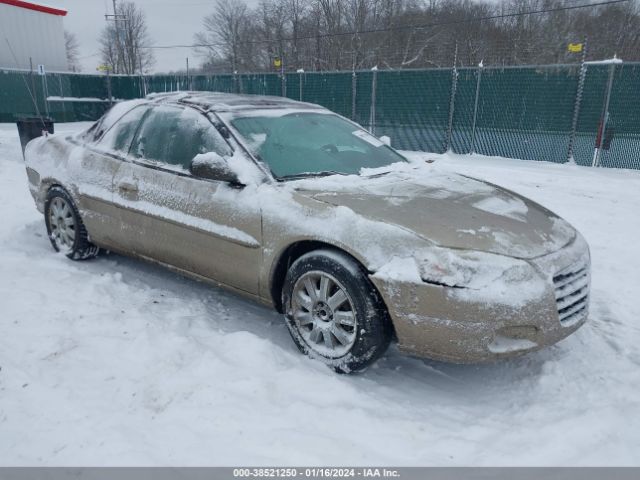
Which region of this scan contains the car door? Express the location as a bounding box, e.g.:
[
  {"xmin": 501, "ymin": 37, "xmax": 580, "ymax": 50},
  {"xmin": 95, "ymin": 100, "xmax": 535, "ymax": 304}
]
[
  {"xmin": 111, "ymin": 104, "xmax": 263, "ymax": 295},
  {"xmin": 75, "ymin": 104, "xmax": 151, "ymax": 249}
]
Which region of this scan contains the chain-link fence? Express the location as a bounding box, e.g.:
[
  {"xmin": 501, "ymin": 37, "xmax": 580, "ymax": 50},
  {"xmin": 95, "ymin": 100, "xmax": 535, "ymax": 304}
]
[{"xmin": 1, "ymin": 62, "xmax": 639, "ymax": 170}]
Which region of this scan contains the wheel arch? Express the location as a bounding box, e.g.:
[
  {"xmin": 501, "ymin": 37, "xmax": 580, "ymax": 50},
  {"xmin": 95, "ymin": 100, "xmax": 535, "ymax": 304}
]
[
  {"xmin": 272, "ymin": 240, "xmax": 398, "ymax": 367},
  {"xmin": 269, "ymin": 240, "xmax": 391, "ymax": 324},
  {"xmin": 41, "ymin": 178, "xmax": 75, "ymax": 201},
  {"xmin": 43, "ymin": 183, "xmax": 100, "ymax": 260}
]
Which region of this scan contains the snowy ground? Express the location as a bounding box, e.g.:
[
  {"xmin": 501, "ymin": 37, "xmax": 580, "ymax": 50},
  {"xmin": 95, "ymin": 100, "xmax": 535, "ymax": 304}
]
[{"xmin": 0, "ymin": 122, "xmax": 639, "ymax": 466}]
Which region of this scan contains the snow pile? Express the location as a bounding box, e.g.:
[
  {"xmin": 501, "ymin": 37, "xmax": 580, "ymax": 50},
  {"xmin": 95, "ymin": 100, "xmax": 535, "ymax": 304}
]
[{"xmin": 0, "ymin": 123, "xmax": 639, "ymax": 466}]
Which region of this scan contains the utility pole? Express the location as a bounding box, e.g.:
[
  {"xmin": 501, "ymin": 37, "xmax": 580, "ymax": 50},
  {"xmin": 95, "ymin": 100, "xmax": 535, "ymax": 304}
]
[
  {"xmin": 113, "ymin": 0, "xmax": 121, "ymax": 73},
  {"xmin": 105, "ymin": 0, "xmax": 126, "ymax": 74}
]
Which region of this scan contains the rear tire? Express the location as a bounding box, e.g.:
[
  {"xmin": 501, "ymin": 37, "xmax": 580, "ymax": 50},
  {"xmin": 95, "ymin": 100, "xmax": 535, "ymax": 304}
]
[
  {"xmin": 282, "ymin": 249, "xmax": 392, "ymax": 373},
  {"xmin": 44, "ymin": 186, "xmax": 99, "ymax": 260}
]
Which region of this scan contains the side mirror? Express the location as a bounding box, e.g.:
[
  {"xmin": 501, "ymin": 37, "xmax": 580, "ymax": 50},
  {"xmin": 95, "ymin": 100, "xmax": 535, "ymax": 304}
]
[
  {"xmin": 379, "ymin": 135, "xmax": 391, "ymax": 146},
  {"xmin": 190, "ymin": 152, "xmax": 241, "ymax": 185}
]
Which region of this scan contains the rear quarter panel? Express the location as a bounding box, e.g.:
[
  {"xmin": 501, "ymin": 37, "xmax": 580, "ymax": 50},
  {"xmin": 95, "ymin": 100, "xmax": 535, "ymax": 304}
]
[
  {"xmin": 26, "ymin": 133, "xmax": 131, "ymax": 252},
  {"xmin": 25, "ymin": 135, "xmax": 80, "ymax": 213}
]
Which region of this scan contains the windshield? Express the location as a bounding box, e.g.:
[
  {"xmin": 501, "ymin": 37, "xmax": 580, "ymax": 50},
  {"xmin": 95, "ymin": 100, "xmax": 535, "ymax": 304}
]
[{"xmin": 227, "ymin": 111, "xmax": 406, "ymax": 178}]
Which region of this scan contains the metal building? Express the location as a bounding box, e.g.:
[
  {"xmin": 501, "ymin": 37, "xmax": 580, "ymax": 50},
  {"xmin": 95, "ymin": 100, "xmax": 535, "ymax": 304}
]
[{"xmin": 0, "ymin": 0, "xmax": 69, "ymax": 72}]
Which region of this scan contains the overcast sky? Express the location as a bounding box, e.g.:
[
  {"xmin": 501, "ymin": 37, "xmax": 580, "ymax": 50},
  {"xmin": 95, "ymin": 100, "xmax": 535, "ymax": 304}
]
[{"xmin": 53, "ymin": 0, "xmax": 258, "ymax": 73}]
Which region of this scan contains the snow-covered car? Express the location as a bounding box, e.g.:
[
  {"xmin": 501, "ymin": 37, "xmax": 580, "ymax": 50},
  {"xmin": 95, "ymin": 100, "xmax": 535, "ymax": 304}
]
[{"xmin": 23, "ymin": 92, "xmax": 590, "ymax": 372}]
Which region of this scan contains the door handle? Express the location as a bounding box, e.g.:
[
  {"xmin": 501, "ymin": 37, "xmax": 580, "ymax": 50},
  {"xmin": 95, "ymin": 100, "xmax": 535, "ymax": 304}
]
[{"xmin": 118, "ymin": 182, "xmax": 138, "ymax": 193}]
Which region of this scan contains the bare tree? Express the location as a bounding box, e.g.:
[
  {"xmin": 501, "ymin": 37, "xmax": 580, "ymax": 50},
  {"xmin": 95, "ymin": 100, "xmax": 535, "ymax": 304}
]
[
  {"xmin": 255, "ymin": 0, "xmax": 288, "ymax": 70},
  {"xmin": 191, "ymin": 0, "xmax": 640, "ymax": 73},
  {"xmin": 195, "ymin": 0, "xmax": 256, "ymax": 72},
  {"xmin": 99, "ymin": 1, "xmax": 155, "ymax": 74},
  {"xmin": 64, "ymin": 30, "xmax": 80, "ymax": 72},
  {"xmin": 289, "ymin": 0, "xmax": 307, "ymax": 68}
]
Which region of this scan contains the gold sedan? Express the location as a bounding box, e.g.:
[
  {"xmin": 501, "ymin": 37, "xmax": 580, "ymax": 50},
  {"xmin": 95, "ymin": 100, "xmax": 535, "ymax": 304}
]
[{"xmin": 24, "ymin": 93, "xmax": 590, "ymax": 372}]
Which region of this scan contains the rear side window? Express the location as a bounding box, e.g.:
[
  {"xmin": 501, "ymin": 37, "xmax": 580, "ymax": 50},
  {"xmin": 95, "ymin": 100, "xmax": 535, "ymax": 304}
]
[
  {"xmin": 84, "ymin": 100, "xmax": 148, "ymax": 143},
  {"xmin": 98, "ymin": 106, "xmax": 149, "ymax": 153},
  {"xmin": 130, "ymin": 105, "xmax": 231, "ymax": 170}
]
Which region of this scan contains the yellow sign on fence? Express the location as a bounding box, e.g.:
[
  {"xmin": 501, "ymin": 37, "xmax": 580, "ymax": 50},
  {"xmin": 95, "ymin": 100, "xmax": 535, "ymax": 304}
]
[{"xmin": 568, "ymin": 43, "xmax": 583, "ymax": 53}]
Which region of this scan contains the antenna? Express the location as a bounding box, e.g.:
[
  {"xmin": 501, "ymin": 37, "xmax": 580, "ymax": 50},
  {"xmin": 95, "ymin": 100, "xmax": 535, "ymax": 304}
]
[{"xmin": 4, "ymin": 37, "xmax": 46, "ymax": 129}]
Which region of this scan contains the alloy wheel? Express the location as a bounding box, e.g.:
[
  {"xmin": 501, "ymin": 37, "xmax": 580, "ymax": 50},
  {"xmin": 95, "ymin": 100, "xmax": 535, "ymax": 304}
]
[
  {"xmin": 291, "ymin": 271, "xmax": 358, "ymax": 358},
  {"xmin": 48, "ymin": 197, "xmax": 76, "ymax": 252}
]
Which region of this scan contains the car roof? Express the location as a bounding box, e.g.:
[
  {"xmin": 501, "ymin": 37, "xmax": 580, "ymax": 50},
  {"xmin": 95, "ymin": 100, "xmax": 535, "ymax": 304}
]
[{"xmin": 144, "ymin": 91, "xmax": 326, "ymax": 113}]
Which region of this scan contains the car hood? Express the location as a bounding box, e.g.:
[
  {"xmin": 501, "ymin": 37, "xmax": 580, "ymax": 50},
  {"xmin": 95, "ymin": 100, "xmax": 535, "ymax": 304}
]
[{"xmin": 292, "ymin": 170, "xmax": 575, "ymax": 259}]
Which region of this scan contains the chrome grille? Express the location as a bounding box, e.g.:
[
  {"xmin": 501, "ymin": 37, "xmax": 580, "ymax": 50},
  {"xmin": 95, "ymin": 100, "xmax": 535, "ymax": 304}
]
[{"xmin": 553, "ymin": 259, "xmax": 590, "ymax": 324}]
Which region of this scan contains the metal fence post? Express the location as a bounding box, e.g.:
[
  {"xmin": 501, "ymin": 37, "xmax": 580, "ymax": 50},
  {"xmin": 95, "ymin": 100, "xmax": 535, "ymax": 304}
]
[
  {"xmin": 592, "ymin": 59, "xmax": 618, "ymax": 167},
  {"xmin": 186, "ymin": 57, "xmax": 192, "ymax": 91},
  {"xmin": 281, "ymin": 59, "xmax": 286, "ymax": 97},
  {"xmin": 470, "ymin": 62, "xmax": 483, "ymax": 154},
  {"xmin": 106, "ymin": 69, "xmax": 113, "ymax": 106},
  {"xmin": 41, "ymin": 72, "xmax": 50, "ymax": 118},
  {"xmin": 141, "ymin": 72, "xmax": 147, "ymax": 98},
  {"xmin": 298, "ymin": 69, "xmax": 304, "ymax": 100},
  {"xmin": 567, "ymin": 38, "xmax": 588, "ymax": 162},
  {"xmin": 445, "ymin": 43, "xmax": 459, "ymax": 152},
  {"xmin": 58, "ymin": 75, "xmax": 66, "ymax": 120},
  {"xmin": 29, "ymin": 58, "xmax": 39, "ymax": 117},
  {"xmin": 351, "ymin": 70, "xmax": 357, "ymax": 121},
  {"xmin": 369, "ymin": 67, "xmax": 378, "ymax": 135}
]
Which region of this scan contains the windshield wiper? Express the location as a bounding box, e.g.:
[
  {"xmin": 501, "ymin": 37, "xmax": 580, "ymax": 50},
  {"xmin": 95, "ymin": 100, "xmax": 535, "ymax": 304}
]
[{"xmin": 279, "ymin": 170, "xmax": 345, "ymax": 180}]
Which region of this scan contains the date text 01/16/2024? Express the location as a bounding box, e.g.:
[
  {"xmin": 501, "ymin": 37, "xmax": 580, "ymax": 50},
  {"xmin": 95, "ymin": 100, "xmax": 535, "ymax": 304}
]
[{"xmin": 232, "ymin": 468, "xmax": 400, "ymax": 478}]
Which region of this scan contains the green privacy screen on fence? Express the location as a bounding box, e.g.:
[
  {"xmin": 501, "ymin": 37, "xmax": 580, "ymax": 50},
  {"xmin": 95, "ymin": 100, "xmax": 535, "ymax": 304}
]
[
  {"xmin": 595, "ymin": 64, "xmax": 640, "ymax": 170},
  {"xmin": 471, "ymin": 65, "xmax": 580, "ymax": 163},
  {"xmin": 374, "ymin": 69, "xmax": 452, "ymax": 154},
  {"xmin": 1, "ymin": 63, "xmax": 639, "ymax": 170}
]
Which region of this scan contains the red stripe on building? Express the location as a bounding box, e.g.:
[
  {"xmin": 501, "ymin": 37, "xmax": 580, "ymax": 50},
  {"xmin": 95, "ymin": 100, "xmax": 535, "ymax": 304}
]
[{"xmin": 0, "ymin": 0, "xmax": 67, "ymax": 16}]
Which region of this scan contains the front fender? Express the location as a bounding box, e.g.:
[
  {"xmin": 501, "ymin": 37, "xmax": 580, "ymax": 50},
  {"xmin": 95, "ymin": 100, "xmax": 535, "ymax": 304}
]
[{"xmin": 259, "ymin": 186, "xmax": 432, "ymax": 304}]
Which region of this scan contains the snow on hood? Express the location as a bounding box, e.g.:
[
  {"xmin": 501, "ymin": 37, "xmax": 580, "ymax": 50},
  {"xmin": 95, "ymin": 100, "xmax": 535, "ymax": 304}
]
[{"xmin": 290, "ymin": 162, "xmax": 576, "ymax": 259}]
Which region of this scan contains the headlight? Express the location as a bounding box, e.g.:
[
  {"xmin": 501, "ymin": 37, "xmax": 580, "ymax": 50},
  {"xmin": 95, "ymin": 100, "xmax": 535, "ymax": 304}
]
[{"xmin": 416, "ymin": 248, "xmax": 534, "ymax": 289}]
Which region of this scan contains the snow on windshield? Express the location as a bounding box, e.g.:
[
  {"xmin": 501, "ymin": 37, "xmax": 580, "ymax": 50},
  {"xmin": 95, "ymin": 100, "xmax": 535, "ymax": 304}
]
[{"xmin": 222, "ymin": 109, "xmax": 406, "ymax": 178}]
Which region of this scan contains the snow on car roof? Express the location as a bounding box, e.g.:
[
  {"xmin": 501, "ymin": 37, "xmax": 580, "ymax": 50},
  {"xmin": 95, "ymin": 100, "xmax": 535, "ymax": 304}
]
[{"xmin": 145, "ymin": 91, "xmax": 325, "ymax": 112}]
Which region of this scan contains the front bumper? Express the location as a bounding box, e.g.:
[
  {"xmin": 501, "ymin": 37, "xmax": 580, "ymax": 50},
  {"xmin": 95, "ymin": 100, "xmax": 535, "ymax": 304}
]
[{"xmin": 370, "ymin": 235, "xmax": 590, "ymax": 363}]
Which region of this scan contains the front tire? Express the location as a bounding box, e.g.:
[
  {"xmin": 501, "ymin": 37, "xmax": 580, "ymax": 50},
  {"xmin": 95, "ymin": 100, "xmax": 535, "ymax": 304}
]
[
  {"xmin": 44, "ymin": 186, "xmax": 99, "ymax": 260},
  {"xmin": 282, "ymin": 249, "xmax": 392, "ymax": 373}
]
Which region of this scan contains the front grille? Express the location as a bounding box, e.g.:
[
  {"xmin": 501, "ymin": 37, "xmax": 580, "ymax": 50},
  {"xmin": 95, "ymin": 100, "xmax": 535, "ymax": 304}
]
[{"xmin": 553, "ymin": 260, "xmax": 590, "ymax": 324}]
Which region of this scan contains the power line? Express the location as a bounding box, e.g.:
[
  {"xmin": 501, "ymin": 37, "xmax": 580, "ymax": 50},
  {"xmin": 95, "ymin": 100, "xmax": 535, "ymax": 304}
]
[{"xmin": 138, "ymin": 0, "xmax": 631, "ymax": 50}]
